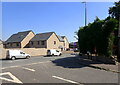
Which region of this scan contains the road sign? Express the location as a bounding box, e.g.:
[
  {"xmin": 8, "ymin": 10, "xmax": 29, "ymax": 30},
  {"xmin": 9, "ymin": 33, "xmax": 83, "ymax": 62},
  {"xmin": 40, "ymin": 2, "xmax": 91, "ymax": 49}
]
[
  {"xmin": 74, "ymin": 42, "xmax": 76, "ymax": 46},
  {"xmin": 0, "ymin": 72, "xmax": 22, "ymax": 83}
]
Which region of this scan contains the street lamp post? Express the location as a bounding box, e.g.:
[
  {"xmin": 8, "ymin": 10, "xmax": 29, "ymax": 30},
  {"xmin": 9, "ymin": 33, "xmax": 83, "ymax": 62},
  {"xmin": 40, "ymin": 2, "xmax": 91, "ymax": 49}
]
[{"xmin": 82, "ymin": 1, "xmax": 87, "ymax": 26}]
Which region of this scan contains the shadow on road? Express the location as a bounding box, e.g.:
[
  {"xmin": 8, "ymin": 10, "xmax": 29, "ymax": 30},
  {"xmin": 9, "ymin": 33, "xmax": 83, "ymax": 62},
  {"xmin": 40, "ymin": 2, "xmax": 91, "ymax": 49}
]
[
  {"xmin": 52, "ymin": 55, "xmax": 103, "ymax": 69},
  {"xmin": 0, "ymin": 58, "xmax": 10, "ymax": 61},
  {"xmin": 0, "ymin": 58, "xmax": 29, "ymax": 61}
]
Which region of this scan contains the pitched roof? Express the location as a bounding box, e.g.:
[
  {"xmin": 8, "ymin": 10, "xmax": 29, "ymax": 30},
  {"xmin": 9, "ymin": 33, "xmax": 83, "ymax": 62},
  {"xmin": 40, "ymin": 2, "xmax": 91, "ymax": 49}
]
[
  {"xmin": 5, "ymin": 30, "xmax": 32, "ymax": 43},
  {"xmin": 61, "ymin": 36, "xmax": 69, "ymax": 43},
  {"xmin": 30, "ymin": 32, "xmax": 54, "ymax": 41},
  {"xmin": 61, "ymin": 36, "xmax": 65, "ymax": 39},
  {"xmin": 57, "ymin": 36, "xmax": 64, "ymax": 42}
]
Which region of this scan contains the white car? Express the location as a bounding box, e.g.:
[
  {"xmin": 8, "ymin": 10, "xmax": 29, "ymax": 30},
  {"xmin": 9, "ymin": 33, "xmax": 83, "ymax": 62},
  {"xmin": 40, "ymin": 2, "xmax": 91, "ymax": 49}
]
[
  {"xmin": 47, "ymin": 49, "xmax": 62, "ymax": 56},
  {"xmin": 6, "ymin": 50, "xmax": 31, "ymax": 60}
]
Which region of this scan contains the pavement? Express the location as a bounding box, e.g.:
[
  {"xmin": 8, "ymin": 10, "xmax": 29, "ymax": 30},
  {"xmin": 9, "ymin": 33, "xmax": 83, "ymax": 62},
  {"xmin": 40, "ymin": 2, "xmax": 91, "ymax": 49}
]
[
  {"xmin": 0, "ymin": 54, "xmax": 119, "ymax": 84},
  {"xmin": 75, "ymin": 55, "xmax": 119, "ymax": 73}
]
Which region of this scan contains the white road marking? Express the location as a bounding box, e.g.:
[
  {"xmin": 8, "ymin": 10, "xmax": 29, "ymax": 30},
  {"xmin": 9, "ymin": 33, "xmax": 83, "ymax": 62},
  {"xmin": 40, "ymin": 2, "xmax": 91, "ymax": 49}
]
[
  {"xmin": 2, "ymin": 61, "xmax": 50, "ymax": 70},
  {"xmin": 52, "ymin": 76, "xmax": 79, "ymax": 84},
  {"xmin": 21, "ymin": 67, "xmax": 35, "ymax": 72},
  {"xmin": 26, "ymin": 61, "xmax": 50, "ymax": 66},
  {"xmin": 0, "ymin": 72, "xmax": 22, "ymax": 83},
  {"xmin": 2, "ymin": 66, "xmax": 19, "ymax": 70}
]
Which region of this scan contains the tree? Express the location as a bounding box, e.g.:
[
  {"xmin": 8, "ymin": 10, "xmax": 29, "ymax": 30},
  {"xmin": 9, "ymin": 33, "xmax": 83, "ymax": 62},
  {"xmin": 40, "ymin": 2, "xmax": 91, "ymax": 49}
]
[
  {"xmin": 78, "ymin": 17, "xmax": 118, "ymax": 57},
  {"xmin": 109, "ymin": 1, "xmax": 119, "ymax": 55},
  {"xmin": 109, "ymin": 1, "xmax": 120, "ymax": 21}
]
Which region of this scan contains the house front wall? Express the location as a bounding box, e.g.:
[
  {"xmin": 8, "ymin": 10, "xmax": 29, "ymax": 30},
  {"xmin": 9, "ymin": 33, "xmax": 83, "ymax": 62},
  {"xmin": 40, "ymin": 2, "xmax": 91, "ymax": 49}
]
[
  {"xmin": 29, "ymin": 40, "xmax": 47, "ymax": 48},
  {"xmin": 63, "ymin": 37, "xmax": 69, "ymax": 50},
  {"xmin": 58, "ymin": 41, "xmax": 64, "ymax": 51},
  {"xmin": 21, "ymin": 31, "xmax": 35, "ymax": 48},
  {"xmin": 47, "ymin": 33, "xmax": 63, "ymax": 50},
  {"xmin": 0, "ymin": 40, "xmax": 3, "ymax": 48},
  {"xmin": 4, "ymin": 43, "xmax": 21, "ymax": 48}
]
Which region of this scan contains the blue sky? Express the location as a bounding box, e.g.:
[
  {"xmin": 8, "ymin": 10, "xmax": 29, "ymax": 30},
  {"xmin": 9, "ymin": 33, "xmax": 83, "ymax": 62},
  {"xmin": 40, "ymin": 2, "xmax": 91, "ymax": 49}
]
[{"xmin": 2, "ymin": 2, "xmax": 114, "ymax": 42}]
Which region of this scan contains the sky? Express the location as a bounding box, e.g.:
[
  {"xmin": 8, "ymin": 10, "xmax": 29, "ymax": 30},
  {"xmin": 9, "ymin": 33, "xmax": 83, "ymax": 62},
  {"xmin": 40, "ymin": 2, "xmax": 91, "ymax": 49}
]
[{"xmin": 2, "ymin": 2, "xmax": 115, "ymax": 42}]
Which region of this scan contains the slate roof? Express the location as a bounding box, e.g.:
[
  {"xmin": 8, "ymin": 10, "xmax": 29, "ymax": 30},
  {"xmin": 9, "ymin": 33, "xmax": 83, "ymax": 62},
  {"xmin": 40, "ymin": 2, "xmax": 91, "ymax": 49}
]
[
  {"xmin": 30, "ymin": 32, "xmax": 54, "ymax": 41},
  {"xmin": 57, "ymin": 36, "xmax": 64, "ymax": 42},
  {"xmin": 5, "ymin": 30, "xmax": 32, "ymax": 43},
  {"xmin": 61, "ymin": 36, "xmax": 69, "ymax": 43},
  {"xmin": 61, "ymin": 36, "xmax": 65, "ymax": 39}
]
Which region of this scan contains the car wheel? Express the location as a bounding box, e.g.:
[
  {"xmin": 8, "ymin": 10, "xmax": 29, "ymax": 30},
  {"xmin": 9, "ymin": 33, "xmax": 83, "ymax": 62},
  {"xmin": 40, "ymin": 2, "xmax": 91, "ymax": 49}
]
[
  {"xmin": 26, "ymin": 56, "xmax": 30, "ymax": 59},
  {"xmin": 11, "ymin": 56, "xmax": 16, "ymax": 60},
  {"xmin": 52, "ymin": 54, "xmax": 54, "ymax": 56}
]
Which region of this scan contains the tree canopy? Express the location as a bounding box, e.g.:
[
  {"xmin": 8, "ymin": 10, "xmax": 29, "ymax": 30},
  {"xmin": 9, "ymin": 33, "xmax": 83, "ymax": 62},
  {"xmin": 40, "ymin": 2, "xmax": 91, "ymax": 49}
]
[
  {"xmin": 109, "ymin": 1, "xmax": 120, "ymax": 20},
  {"xmin": 76, "ymin": 1, "xmax": 119, "ymax": 57},
  {"xmin": 78, "ymin": 17, "xmax": 118, "ymax": 56}
]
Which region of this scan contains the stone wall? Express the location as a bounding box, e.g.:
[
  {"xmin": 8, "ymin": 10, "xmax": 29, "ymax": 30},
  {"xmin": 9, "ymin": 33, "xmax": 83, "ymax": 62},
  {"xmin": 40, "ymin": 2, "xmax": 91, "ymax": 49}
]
[
  {"xmin": 0, "ymin": 48, "xmax": 47, "ymax": 59},
  {"xmin": 0, "ymin": 48, "xmax": 63, "ymax": 59},
  {"xmin": 0, "ymin": 48, "xmax": 7, "ymax": 59}
]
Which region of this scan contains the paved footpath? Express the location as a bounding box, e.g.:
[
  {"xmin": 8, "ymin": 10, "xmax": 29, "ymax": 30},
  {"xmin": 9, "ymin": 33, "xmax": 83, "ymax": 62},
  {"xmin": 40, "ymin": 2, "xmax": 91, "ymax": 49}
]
[{"xmin": 75, "ymin": 55, "xmax": 119, "ymax": 73}]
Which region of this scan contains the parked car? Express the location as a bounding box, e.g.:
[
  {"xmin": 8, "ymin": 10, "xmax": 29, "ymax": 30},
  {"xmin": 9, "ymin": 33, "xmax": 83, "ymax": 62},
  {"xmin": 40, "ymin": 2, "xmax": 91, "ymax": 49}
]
[
  {"xmin": 47, "ymin": 49, "xmax": 62, "ymax": 56},
  {"xmin": 6, "ymin": 50, "xmax": 31, "ymax": 60},
  {"xmin": 74, "ymin": 48, "xmax": 79, "ymax": 52}
]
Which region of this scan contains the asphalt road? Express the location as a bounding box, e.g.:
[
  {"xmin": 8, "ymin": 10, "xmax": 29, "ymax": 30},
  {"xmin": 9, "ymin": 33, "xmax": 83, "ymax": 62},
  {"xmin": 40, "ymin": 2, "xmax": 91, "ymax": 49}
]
[{"xmin": 0, "ymin": 54, "xmax": 118, "ymax": 84}]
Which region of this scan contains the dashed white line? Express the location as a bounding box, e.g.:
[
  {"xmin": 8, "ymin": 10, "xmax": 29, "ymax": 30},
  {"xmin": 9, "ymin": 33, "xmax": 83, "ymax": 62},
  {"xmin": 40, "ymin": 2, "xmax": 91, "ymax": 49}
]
[
  {"xmin": 21, "ymin": 67, "xmax": 35, "ymax": 72},
  {"xmin": 2, "ymin": 66, "xmax": 19, "ymax": 70},
  {"xmin": 52, "ymin": 76, "xmax": 79, "ymax": 84},
  {"xmin": 2, "ymin": 61, "xmax": 50, "ymax": 70},
  {"xmin": 26, "ymin": 61, "xmax": 50, "ymax": 66}
]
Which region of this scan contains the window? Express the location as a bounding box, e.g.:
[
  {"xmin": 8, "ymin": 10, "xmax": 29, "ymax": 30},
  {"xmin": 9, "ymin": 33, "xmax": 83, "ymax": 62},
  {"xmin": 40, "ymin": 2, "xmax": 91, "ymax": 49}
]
[
  {"xmin": 10, "ymin": 43, "xmax": 12, "ymax": 47},
  {"xmin": 54, "ymin": 41, "xmax": 56, "ymax": 45},
  {"xmin": 16, "ymin": 43, "xmax": 19, "ymax": 47},
  {"xmin": 4, "ymin": 45, "xmax": 6, "ymax": 48},
  {"xmin": 20, "ymin": 52, "xmax": 25, "ymax": 54},
  {"xmin": 64, "ymin": 43, "xmax": 65, "ymax": 46},
  {"xmin": 56, "ymin": 50, "xmax": 59, "ymax": 52},
  {"xmin": 20, "ymin": 52, "xmax": 22, "ymax": 54},
  {"xmin": 38, "ymin": 41, "xmax": 40, "ymax": 45},
  {"xmin": 41, "ymin": 41, "xmax": 45, "ymax": 45},
  {"xmin": 31, "ymin": 42, "xmax": 33, "ymax": 45}
]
